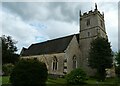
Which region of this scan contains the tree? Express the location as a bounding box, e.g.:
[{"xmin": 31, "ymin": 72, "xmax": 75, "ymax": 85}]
[
  {"xmin": 88, "ymin": 37, "xmax": 113, "ymax": 81},
  {"xmin": 1, "ymin": 35, "xmax": 19, "ymax": 64},
  {"xmin": 10, "ymin": 59, "xmax": 48, "ymax": 86},
  {"xmin": 116, "ymin": 50, "xmax": 120, "ymax": 66},
  {"xmin": 115, "ymin": 50, "xmax": 120, "ymax": 77},
  {"xmin": 2, "ymin": 63, "xmax": 14, "ymax": 76}
]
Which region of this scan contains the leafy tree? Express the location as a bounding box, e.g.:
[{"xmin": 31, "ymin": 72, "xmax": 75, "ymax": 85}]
[
  {"xmin": 1, "ymin": 35, "xmax": 19, "ymax": 64},
  {"xmin": 2, "ymin": 63, "xmax": 14, "ymax": 76},
  {"xmin": 88, "ymin": 37, "xmax": 113, "ymax": 81},
  {"xmin": 10, "ymin": 59, "xmax": 48, "ymax": 86},
  {"xmin": 115, "ymin": 50, "xmax": 120, "ymax": 77}
]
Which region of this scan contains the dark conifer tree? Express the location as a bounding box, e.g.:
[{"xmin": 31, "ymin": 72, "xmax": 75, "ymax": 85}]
[{"xmin": 88, "ymin": 37, "xmax": 113, "ymax": 81}]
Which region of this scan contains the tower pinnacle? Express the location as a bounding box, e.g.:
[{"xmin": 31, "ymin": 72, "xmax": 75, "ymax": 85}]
[
  {"xmin": 95, "ymin": 3, "xmax": 98, "ymax": 10},
  {"xmin": 79, "ymin": 10, "xmax": 81, "ymax": 16}
]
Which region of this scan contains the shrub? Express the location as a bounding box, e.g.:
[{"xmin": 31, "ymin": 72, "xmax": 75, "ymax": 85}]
[
  {"xmin": 10, "ymin": 59, "xmax": 48, "ymax": 86},
  {"xmin": 115, "ymin": 66, "xmax": 120, "ymax": 77},
  {"xmin": 2, "ymin": 63, "xmax": 14, "ymax": 76},
  {"xmin": 65, "ymin": 68, "xmax": 87, "ymax": 85}
]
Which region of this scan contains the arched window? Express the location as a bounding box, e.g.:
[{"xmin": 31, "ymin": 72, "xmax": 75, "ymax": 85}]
[
  {"xmin": 73, "ymin": 55, "xmax": 77, "ymax": 69},
  {"xmin": 52, "ymin": 56, "xmax": 58, "ymax": 71}
]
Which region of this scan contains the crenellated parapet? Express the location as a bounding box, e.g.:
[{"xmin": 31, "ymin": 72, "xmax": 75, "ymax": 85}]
[{"xmin": 80, "ymin": 4, "xmax": 104, "ymax": 19}]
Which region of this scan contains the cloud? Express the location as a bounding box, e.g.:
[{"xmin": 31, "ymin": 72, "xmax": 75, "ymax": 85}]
[
  {"xmin": 0, "ymin": 3, "xmax": 2, "ymax": 36},
  {"xmin": 1, "ymin": 0, "xmax": 120, "ymax": 2},
  {"xmin": 2, "ymin": 2, "xmax": 94, "ymax": 23},
  {"xmin": 43, "ymin": 19, "xmax": 79, "ymax": 39},
  {"xmin": 118, "ymin": 2, "xmax": 120, "ymax": 50},
  {"xmin": 105, "ymin": 11, "xmax": 118, "ymax": 51},
  {"xmin": 2, "ymin": 2, "xmax": 118, "ymax": 53},
  {"xmin": 2, "ymin": 9, "xmax": 49, "ymax": 53}
]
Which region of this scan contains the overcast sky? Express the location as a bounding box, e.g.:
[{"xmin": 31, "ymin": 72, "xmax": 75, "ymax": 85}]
[{"xmin": 1, "ymin": 0, "xmax": 119, "ymax": 53}]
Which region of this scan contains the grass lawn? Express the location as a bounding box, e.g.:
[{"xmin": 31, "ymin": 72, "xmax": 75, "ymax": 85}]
[
  {"xmin": 1, "ymin": 76, "xmax": 120, "ymax": 86},
  {"xmin": 1, "ymin": 76, "xmax": 67, "ymax": 86},
  {"xmin": 86, "ymin": 78, "xmax": 119, "ymax": 85},
  {"xmin": 2, "ymin": 76, "xmax": 10, "ymax": 84},
  {"xmin": 0, "ymin": 76, "xmax": 1, "ymax": 81}
]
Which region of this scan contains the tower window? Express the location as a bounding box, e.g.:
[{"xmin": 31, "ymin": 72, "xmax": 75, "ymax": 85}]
[
  {"xmin": 52, "ymin": 56, "xmax": 58, "ymax": 71},
  {"xmin": 88, "ymin": 32, "xmax": 90, "ymax": 36},
  {"xmin": 86, "ymin": 19, "xmax": 90, "ymax": 26}
]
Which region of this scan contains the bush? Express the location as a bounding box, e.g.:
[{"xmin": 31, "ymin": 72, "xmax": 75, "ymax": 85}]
[
  {"xmin": 10, "ymin": 59, "xmax": 48, "ymax": 86},
  {"xmin": 65, "ymin": 68, "xmax": 87, "ymax": 85},
  {"xmin": 2, "ymin": 63, "xmax": 14, "ymax": 76},
  {"xmin": 115, "ymin": 66, "xmax": 120, "ymax": 77}
]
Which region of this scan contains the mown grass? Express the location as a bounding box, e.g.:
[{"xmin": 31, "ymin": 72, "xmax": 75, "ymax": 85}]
[
  {"xmin": 0, "ymin": 76, "xmax": 2, "ymax": 86},
  {"xmin": 1, "ymin": 76, "xmax": 120, "ymax": 86},
  {"xmin": 1, "ymin": 76, "xmax": 67, "ymax": 86},
  {"xmin": 86, "ymin": 77, "xmax": 119, "ymax": 85},
  {"xmin": 2, "ymin": 76, "xmax": 10, "ymax": 84}
]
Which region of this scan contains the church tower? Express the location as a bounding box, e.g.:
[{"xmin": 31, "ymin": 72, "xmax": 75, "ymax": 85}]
[{"xmin": 79, "ymin": 4, "xmax": 108, "ymax": 76}]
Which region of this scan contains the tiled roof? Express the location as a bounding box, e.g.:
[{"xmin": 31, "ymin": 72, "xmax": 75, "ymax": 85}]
[{"xmin": 21, "ymin": 34, "xmax": 79, "ymax": 56}]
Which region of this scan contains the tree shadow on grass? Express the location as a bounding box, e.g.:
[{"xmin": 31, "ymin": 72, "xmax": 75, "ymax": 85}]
[{"xmin": 1, "ymin": 84, "xmax": 11, "ymax": 86}]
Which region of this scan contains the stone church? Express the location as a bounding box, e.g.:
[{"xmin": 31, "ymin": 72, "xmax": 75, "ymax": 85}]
[{"xmin": 20, "ymin": 4, "xmax": 108, "ymax": 76}]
